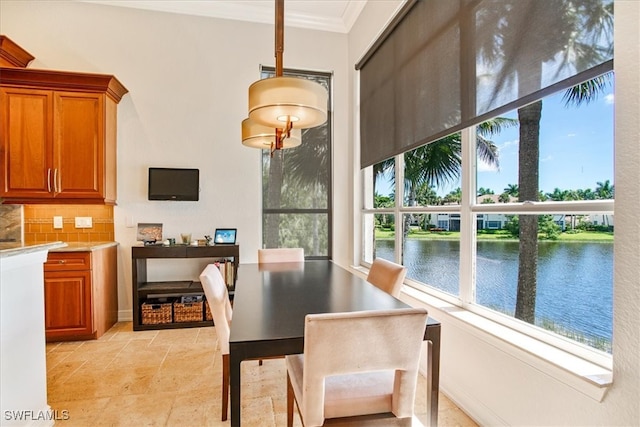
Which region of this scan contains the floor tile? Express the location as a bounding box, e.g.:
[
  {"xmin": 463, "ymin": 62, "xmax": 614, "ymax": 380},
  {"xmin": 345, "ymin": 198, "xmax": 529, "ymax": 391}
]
[{"xmin": 46, "ymin": 321, "xmax": 477, "ymax": 426}]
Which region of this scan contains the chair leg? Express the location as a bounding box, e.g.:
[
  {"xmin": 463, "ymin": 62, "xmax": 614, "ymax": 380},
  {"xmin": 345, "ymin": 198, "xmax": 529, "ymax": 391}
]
[
  {"xmin": 222, "ymin": 353, "xmax": 229, "ymax": 421},
  {"xmin": 259, "ymin": 359, "xmax": 263, "ymax": 366},
  {"xmin": 287, "ymin": 372, "xmax": 294, "ymax": 427}
]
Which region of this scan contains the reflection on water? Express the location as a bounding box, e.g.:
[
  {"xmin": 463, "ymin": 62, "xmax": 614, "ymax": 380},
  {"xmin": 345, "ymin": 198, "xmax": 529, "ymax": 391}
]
[{"xmin": 376, "ymin": 239, "xmax": 613, "ymax": 348}]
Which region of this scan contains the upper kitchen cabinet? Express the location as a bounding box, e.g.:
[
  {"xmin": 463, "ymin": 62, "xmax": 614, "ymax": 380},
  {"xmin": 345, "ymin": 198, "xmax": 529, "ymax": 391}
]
[
  {"xmin": 0, "ymin": 35, "xmax": 35, "ymax": 68},
  {"xmin": 0, "ymin": 67, "xmax": 128, "ymax": 205}
]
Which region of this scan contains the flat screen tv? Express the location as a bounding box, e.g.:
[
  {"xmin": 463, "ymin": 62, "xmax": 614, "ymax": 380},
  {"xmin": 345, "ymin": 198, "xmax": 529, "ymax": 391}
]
[{"xmin": 148, "ymin": 167, "xmax": 199, "ymax": 201}]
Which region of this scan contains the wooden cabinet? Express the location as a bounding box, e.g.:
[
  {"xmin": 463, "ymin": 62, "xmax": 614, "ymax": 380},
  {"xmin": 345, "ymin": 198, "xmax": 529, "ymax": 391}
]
[
  {"xmin": 0, "ymin": 67, "xmax": 127, "ymax": 204},
  {"xmin": 44, "ymin": 245, "xmax": 118, "ymax": 341},
  {"xmin": 131, "ymin": 245, "xmax": 239, "ymax": 331},
  {"xmin": 0, "ymin": 35, "xmax": 35, "ymax": 68}
]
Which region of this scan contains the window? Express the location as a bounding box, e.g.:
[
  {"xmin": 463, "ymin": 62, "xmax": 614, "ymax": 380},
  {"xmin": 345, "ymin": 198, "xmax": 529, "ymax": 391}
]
[
  {"xmin": 358, "ymin": 0, "xmax": 614, "ymax": 362},
  {"xmin": 362, "ymin": 81, "xmax": 614, "ymax": 356},
  {"xmin": 262, "ymin": 68, "xmax": 332, "ymax": 258}
]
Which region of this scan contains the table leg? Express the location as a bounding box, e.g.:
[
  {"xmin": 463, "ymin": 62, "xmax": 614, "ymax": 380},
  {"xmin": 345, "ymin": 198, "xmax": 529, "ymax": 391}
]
[
  {"xmin": 230, "ymin": 350, "xmax": 242, "ymax": 427},
  {"xmin": 426, "ymin": 323, "xmax": 441, "ymax": 427}
]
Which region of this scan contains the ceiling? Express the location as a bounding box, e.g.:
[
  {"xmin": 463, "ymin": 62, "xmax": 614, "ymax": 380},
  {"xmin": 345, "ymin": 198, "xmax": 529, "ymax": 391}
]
[{"xmin": 80, "ymin": 0, "xmax": 369, "ymax": 33}]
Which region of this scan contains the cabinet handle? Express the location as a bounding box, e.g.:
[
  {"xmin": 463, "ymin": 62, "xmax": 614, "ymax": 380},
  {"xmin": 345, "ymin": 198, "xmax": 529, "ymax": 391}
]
[
  {"xmin": 47, "ymin": 169, "xmax": 52, "ymax": 193},
  {"xmin": 58, "ymin": 260, "xmax": 66, "ymax": 264},
  {"xmin": 53, "ymin": 169, "xmax": 59, "ymax": 193}
]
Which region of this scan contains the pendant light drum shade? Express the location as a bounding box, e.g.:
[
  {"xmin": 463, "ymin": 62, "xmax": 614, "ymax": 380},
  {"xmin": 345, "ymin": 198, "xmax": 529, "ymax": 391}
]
[
  {"xmin": 248, "ymin": 76, "xmax": 327, "ymax": 129},
  {"xmin": 241, "ymin": 118, "xmax": 302, "ymax": 149}
]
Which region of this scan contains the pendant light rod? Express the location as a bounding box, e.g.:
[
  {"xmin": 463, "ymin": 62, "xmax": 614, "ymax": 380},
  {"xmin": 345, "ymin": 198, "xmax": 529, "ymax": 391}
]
[
  {"xmin": 273, "ymin": 0, "xmax": 286, "ymax": 150},
  {"xmin": 275, "ymin": 0, "xmax": 284, "ymax": 77}
]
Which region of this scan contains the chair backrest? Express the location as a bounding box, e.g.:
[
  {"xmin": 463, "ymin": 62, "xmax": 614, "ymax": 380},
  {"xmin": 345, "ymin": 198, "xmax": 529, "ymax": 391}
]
[
  {"xmin": 258, "ymin": 248, "xmax": 304, "ymax": 263},
  {"xmin": 301, "ymin": 308, "xmax": 428, "ymax": 426},
  {"xmin": 367, "ymin": 258, "xmax": 407, "ymax": 298},
  {"xmin": 200, "ymin": 264, "xmax": 232, "ymax": 354}
]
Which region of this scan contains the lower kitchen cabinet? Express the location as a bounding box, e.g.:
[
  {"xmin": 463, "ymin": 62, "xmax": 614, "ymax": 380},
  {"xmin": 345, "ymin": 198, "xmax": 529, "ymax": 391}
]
[{"xmin": 44, "ymin": 245, "xmax": 117, "ymax": 341}]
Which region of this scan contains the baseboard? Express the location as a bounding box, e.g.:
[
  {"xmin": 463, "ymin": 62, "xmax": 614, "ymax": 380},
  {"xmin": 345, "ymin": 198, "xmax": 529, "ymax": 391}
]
[
  {"xmin": 440, "ymin": 381, "xmax": 506, "ymax": 427},
  {"xmin": 118, "ymin": 309, "xmax": 133, "ymax": 322}
]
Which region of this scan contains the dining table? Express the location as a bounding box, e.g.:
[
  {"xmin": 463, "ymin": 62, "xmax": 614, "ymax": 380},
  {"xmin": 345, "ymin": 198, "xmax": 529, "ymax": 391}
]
[{"xmin": 228, "ymin": 260, "xmax": 441, "ymax": 426}]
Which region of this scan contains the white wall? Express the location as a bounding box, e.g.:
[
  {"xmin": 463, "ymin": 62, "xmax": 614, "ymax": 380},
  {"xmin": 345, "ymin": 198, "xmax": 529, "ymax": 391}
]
[
  {"xmin": 347, "ymin": 1, "xmax": 640, "ymax": 426},
  {"xmin": 0, "ymin": 0, "xmax": 351, "ymax": 315}
]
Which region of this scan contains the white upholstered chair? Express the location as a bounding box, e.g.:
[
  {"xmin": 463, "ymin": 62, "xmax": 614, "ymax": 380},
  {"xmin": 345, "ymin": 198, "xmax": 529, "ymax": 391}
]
[
  {"xmin": 258, "ymin": 247, "xmax": 304, "ymax": 263},
  {"xmin": 366, "ymin": 258, "xmax": 407, "ymax": 298},
  {"xmin": 256, "ymin": 247, "xmax": 304, "ymax": 365},
  {"xmin": 200, "ymin": 264, "xmax": 233, "ymax": 421},
  {"xmin": 285, "ymin": 307, "xmax": 429, "ymax": 427}
]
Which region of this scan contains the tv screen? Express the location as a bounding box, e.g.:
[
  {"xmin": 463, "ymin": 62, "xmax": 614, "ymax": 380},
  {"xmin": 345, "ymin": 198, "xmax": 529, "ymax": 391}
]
[{"xmin": 148, "ymin": 168, "xmax": 199, "ymax": 201}]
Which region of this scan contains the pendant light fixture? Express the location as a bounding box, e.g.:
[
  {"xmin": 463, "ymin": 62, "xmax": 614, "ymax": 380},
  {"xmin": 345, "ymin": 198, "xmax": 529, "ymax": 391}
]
[{"xmin": 241, "ymin": 0, "xmax": 328, "ymax": 152}]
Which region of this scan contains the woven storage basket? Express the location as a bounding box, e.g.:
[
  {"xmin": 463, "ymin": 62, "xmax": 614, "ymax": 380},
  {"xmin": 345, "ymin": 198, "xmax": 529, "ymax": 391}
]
[
  {"xmin": 205, "ymin": 302, "xmax": 213, "ymax": 321},
  {"xmin": 141, "ymin": 301, "xmax": 173, "ymax": 324},
  {"xmin": 174, "ymin": 301, "xmax": 204, "ymax": 323}
]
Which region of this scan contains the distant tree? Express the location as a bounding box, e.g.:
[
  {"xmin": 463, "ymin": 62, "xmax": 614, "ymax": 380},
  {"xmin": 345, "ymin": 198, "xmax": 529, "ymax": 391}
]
[
  {"xmin": 443, "ymin": 187, "xmax": 462, "ymax": 204},
  {"xmin": 546, "ymin": 188, "xmax": 570, "ymax": 201},
  {"xmin": 504, "ymin": 215, "xmax": 520, "ymax": 237},
  {"xmin": 595, "ymin": 180, "xmax": 614, "ymax": 199},
  {"xmin": 577, "ymin": 188, "xmax": 596, "ymax": 200},
  {"xmin": 499, "ymin": 192, "xmax": 512, "ymax": 203},
  {"xmin": 503, "ymin": 183, "xmax": 519, "ymax": 198},
  {"xmin": 539, "ymin": 216, "xmax": 561, "ymax": 240}
]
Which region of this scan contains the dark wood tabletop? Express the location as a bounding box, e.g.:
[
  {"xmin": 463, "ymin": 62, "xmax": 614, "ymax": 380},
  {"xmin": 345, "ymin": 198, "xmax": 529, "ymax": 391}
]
[{"xmin": 229, "ymin": 260, "xmax": 440, "ymax": 426}]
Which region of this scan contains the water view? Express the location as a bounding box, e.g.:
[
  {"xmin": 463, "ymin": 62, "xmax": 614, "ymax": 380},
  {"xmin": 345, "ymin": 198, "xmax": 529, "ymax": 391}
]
[{"xmin": 376, "ymin": 239, "xmax": 613, "ymax": 351}]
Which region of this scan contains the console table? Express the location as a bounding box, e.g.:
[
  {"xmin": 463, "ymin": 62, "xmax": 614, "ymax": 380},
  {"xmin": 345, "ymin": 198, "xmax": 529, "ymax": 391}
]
[{"xmin": 131, "ymin": 244, "xmax": 239, "ymax": 331}]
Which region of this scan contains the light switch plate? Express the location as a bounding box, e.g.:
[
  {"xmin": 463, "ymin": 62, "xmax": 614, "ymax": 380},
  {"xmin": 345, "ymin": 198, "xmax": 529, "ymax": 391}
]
[
  {"xmin": 53, "ymin": 216, "xmax": 63, "ymax": 229},
  {"xmin": 75, "ymin": 216, "xmax": 93, "ymax": 228}
]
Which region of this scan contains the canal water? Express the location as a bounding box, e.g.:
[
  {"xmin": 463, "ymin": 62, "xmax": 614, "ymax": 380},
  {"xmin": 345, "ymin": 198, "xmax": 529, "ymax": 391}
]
[{"xmin": 376, "ymin": 239, "xmax": 613, "ymax": 349}]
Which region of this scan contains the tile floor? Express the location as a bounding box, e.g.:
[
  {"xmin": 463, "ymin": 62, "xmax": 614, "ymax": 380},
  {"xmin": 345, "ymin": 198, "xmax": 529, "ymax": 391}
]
[{"xmin": 46, "ymin": 322, "xmax": 477, "ymax": 427}]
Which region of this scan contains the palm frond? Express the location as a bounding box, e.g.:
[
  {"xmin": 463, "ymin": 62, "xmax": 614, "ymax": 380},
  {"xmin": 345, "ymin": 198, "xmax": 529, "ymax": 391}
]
[{"xmin": 562, "ymin": 72, "xmax": 613, "ymax": 107}]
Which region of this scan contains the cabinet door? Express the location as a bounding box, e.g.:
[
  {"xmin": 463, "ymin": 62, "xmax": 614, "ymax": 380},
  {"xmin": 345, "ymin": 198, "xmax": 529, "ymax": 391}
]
[
  {"xmin": 53, "ymin": 91, "xmax": 105, "ymax": 200},
  {"xmin": 44, "ymin": 270, "xmax": 94, "ymax": 340},
  {"xmin": 0, "ymin": 87, "xmax": 54, "ymax": 198}
]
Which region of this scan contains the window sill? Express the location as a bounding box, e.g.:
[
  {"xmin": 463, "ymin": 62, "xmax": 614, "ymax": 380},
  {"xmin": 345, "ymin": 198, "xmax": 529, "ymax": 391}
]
[{"xmin": 398, "ymin": 283, "xmax": 613, "ymax": 402}]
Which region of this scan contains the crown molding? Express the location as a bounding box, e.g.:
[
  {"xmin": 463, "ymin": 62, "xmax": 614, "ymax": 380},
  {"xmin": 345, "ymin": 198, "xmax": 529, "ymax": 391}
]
[{"xmin": 77, "ymin": 0, "xmax": 367, "ymax": 33}]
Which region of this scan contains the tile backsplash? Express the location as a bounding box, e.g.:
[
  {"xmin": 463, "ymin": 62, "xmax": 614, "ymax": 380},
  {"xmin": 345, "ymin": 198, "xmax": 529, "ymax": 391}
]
[
  {"xmin": 23, "ymin": 205, "xmax": 114, "ymax": 243},
  {"xmin": 0, "ymin": 205, "xmax": 23, "ymax": 242}
]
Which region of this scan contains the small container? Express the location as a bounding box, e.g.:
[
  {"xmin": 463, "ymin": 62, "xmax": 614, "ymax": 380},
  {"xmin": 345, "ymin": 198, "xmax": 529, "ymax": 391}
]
[{"xmin": 180, "ymin": 233, "xmax": 191, "ymax": 245}]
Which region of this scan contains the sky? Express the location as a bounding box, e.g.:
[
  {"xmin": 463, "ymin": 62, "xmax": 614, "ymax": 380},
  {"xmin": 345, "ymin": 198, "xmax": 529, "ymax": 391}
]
[{"xmin": 376, "ymin": 86, "xmax": 615, "ymax": 198}]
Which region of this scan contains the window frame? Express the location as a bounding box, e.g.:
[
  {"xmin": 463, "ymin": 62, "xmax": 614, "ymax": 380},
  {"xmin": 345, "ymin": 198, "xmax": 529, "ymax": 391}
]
[
  {"xmin": 261, "ymin": 66, "xmax": 333, "ymax": 260},
  {"xmin": 361, "ymin": 126, "xmax": 614, "ymax": 368}
]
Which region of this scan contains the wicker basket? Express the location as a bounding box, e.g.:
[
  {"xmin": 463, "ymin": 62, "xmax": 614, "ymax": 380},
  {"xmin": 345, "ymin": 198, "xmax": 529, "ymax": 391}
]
[
  {"xmin": 141, "ymin": 301, "xmax": 173, "ymax": 324},
  {"xmin": 205, "ymin": 302, "xmax": 213, "ymax": 321},
  {"xmin": 174, "ymin": 301, "xmax": 204, "ymax": 323}
]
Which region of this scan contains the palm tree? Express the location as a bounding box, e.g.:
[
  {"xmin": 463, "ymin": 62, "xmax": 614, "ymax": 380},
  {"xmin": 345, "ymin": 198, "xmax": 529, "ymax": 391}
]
[
  {"xmin": 443, "ymin": 187, "xmax": 462, "ymax": 205},
  {"xmin": 477, "ymin": 187, "xmax": 495, "ymax": 196},
  {"xmin": 503, "ymin": 184, "xmax": 519, "ymax": 198},
  {"xmin": 375, "ymin": 119, "xmax": 516, "ymax": 202},
  {"xmin": 483, "ymin": 1, "xmax": 614, "ymax": 324},
  {"xmin": 595, "ymin": 179, "xmax": 614, "ymax": 199}
]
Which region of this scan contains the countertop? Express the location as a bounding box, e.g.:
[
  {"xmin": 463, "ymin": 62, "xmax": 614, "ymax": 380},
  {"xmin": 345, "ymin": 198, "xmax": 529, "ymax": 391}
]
[
  {"xmin": 0, "ymin": 241, "xmax": 67, "ymax": 258},
  {"xmin": 0, "ymin": 241, "xmax": 118, "ymax": 258},
  {"xmin": 48, "ymin": 241, "xmax": 118, "ymax": 252}
]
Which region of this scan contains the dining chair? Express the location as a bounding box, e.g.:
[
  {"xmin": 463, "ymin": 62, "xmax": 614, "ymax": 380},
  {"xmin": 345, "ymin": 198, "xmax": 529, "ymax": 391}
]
[
  {"xmin": 258, "ymin": 247, "xmax": 304, "ymax": 263},
  {"xmin": 285, "ymin": 307, "xmax": 429, "ymax": 427},
  {"xmin": 256, "ymin": 247, "xmax": 304, "ymax": 365},
  {"xmin": 200, "ymin": 264, "xmax": 233, "ymax": 421},
  {"xmin": 367, "ymin": 258, "xmax": 407, "ymax": 298}
]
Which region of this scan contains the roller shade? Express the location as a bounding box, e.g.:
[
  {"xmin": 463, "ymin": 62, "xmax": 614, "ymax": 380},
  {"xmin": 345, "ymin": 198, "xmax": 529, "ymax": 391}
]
[{"xmin": 356, "ymin": 0, "xmax": 613, "ymax": 169}]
